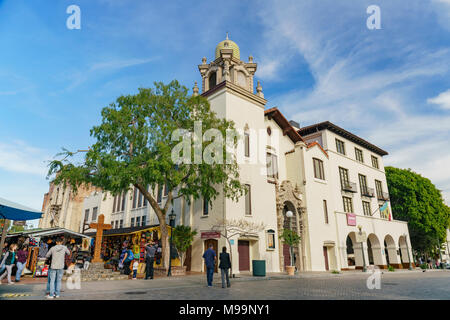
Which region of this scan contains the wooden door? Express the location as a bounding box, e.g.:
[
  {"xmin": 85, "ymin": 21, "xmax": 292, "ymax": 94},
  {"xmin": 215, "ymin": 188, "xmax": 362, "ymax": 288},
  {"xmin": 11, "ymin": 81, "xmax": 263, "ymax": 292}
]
[
  {"xmin": 283, "ymin": 244, "xmax": 291, "ymax": 268},
  {"xmin": 323, "ymin": 246, "xmax": 329, "ymax": 271},
  {"xmin": 204, "ymin": 239, "xmax": 218, "ymax": 273},
  {"xmin": 238, "ymin": 240, "xmax": 250, "ymax": 271}
]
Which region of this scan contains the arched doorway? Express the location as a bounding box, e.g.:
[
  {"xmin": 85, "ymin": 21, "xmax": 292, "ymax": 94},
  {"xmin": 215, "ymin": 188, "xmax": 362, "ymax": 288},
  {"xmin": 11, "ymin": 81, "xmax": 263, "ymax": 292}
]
[
  {"xmin": 384, "ymin": 235, "xmax": 400, "ymax": 268},
  {"xmin": 346, "ymin": 235, "xmax": 355, "ymax": 267},
  {"xmin": 276, "ymin": 181, "xmax": 304, "ymax": 271},
  {"xmin": 282, "ymin": 201, "xmax": 298, "ymax": 270},
  {"xmin": 346, "ymin": 232, "xmax": 364, "ymax": 269},
  {"xmin": 367, "ymin": 234, "xmax": 383, "ymax": 267}
]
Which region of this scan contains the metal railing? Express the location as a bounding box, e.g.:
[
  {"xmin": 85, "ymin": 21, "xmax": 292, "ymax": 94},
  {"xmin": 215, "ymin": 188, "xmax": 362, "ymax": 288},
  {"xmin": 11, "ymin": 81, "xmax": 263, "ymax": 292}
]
[
  {"xmin": 341, "ymin": 181, "xmax": 358, "ymax": 193},
  {"xmin": 361, "ymin": 187, "xmax": 375, "ymax": 197}
]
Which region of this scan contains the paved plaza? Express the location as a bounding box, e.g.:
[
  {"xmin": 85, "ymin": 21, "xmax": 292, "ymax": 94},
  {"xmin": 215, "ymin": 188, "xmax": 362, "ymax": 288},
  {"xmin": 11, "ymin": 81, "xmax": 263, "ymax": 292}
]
[{"xmin": 0, "ymin": 270, "xmax": 449, "ymax": 300}]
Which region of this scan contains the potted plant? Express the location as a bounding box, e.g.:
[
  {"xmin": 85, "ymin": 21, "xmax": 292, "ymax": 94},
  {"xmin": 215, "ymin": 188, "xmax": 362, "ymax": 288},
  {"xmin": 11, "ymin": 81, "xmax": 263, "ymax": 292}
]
[
  {"xmin": 172, "ymin": 225, "xmax": 197, "ymax": 274},
  {"xmin": 279, "ymin": 229, "xmax": 301, "ymax": 275}
]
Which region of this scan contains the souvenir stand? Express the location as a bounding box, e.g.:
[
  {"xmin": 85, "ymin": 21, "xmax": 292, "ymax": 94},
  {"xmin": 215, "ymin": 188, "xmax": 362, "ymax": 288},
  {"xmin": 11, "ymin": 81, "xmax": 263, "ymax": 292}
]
[
  {"xmin": 86, "ymin": 224, "xmax": 179, "ymax": 278},
  {"xmin": 5, "ymin": 228, "xmax": 91, "ymax": 278}
]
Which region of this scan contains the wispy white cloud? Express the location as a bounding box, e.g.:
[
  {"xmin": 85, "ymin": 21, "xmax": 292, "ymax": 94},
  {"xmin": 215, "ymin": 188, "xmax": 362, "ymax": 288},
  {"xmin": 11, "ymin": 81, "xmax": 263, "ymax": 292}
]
[
  {"xmin": 0, "ymin": 140, "xmax": 50, "ymax": 176},
  {"xmin": 258, "ymin": 0, "xmax": 450, "ymax": 204},
  {"xmin": 428, "ymin": 89, "xmax": 450, "ymax": 110}
]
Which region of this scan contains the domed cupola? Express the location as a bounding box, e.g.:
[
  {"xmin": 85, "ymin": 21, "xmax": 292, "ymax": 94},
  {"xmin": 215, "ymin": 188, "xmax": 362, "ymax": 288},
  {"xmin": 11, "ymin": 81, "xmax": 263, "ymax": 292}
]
[
  {"xmin": 198, "ymin": 33, "xmax": 259, "ymax": 95},
  {"xmin": 215, "ymin": 33, "xmax": 240, "ymax": 60}
]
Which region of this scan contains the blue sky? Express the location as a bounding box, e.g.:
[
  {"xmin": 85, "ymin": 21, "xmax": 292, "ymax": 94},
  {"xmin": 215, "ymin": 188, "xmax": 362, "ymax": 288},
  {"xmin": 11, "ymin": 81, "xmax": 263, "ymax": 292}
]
[{"xmin": 1, "ymin": 0, "xmax": 449, "ymax": 227}]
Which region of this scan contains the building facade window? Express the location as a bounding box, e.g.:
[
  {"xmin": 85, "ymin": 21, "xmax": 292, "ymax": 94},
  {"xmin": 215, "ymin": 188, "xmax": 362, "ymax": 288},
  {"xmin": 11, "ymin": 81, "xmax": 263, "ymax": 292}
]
[
  {"xmin": 141, "ymin": 216, "xmax": 146, "ymax": 226},
  {"xmin": 359, "ymin": 174, "xmax": 368, "ymax": 194},
  {"xmin": 336, "ymin": 139, "xmax": 346, "ymax": 155},
  {"xmin": 244, "ymin": 132, "xmax": 250, "ymax": 157},
  {"xmin": 323, "ymin": 200, "xmax": 329, "ymax": 224},
  {"xmin": 121, "ymin": 193, "xmax": 126, "ymax": 211},
  {"xmin": 136, "ymin": 216, "xmax": 141, "ymax": 226},
  {"xmin": 203, "ymin": 198, "xmax": 209, "ymax": 216},
  {"xmin": 245, "ymin": 184, "xmax": 252, "ymax": 215},
  {"xmin": 339, "ymin": 167, "xmax": 350, "ymax": 189},
  {"xmin": 266, "ymin": 229, "xmax": 276, "ymax": 250},
  {"xmin": 266, "ymin": 153, "xmax": 279, "ymax": 180},
  {"xmin": 130, "ymin": 218, "xmax": 135, "ymax": 227},
  {"xmin": 375, "ymin": 180, "xmax": 383, "ymax": 199},
  {"xmin": 355, "ymin": 148, "xmax": 364, "ymax": 163},
  {"xmin": 371, "ymin": 155, "xmax": 379, "ymax": 169},
  {"xmin": 343, "ymin": 196, "xmax": 353, "ymax": 213},
  {"xmin": 313, "ymin": 158, "xmax": 325, "ymax": 180},
  {"xmin": 157, "ymin": 185, "xmax": 163, "ymax": 203},
  {"xmin": 92, "ymin": 207, "xmax": 98, "ymax": 221},
  {"xmin": 120, "ymin": 220, "xmax": 123, "ymax": 228},
  {"xmin": 362, "ymin": 201, "xmax": 371, "ymax": 216},
  {"xmin": 132, "ymin": 187, "xmax": 147, "ymax": 209}
]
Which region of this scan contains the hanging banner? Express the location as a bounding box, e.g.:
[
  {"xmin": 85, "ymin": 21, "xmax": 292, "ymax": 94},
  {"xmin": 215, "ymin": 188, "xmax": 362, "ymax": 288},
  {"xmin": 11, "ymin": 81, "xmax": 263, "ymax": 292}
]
[{"xmin": 346, "ymin": 213, "xmax": 356, "ymax": 226}]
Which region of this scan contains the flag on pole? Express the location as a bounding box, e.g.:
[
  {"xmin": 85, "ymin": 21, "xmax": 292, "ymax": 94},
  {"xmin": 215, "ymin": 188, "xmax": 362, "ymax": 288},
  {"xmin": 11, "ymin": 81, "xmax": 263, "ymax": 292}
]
[{"xmin": 379, "ymin": 201, "xmax": 390, "ymax": 220}]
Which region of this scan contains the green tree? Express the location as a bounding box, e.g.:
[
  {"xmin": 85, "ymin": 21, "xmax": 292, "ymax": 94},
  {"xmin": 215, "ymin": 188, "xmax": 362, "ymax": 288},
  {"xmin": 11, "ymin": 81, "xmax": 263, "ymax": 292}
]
[
  {"xmin": 47, "ymin": 80, "xmax": 245, "ymax": 269},
  {"xmin": 172, "ymin": 225, "xmax": 197, "ymax": 267},
  {"xmin": 279, "ymin": 229, "xmax": 301, "ymax": 267},
  {"xmin": 385, "ymin": 166, "xmax": 450, "ymax": 256}
]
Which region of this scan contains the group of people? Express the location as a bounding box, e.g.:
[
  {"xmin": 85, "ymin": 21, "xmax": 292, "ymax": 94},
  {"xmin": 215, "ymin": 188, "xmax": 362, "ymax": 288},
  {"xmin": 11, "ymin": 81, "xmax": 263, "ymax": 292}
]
[
  {"xmin": 202, "ymin": 244, "xmax": 232, "ymax": 288},
  {"xmin": 0, "ymin": 243, "xmax": 29, "ymax": 284},
  {"xmin": 118, "ymin": 240, "xmax": 158, "ymax": 280}
]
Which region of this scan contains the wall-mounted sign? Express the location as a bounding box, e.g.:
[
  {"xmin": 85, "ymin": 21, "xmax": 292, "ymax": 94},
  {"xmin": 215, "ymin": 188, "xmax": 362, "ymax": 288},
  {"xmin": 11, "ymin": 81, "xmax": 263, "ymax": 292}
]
[
  {"xmin": 230, "ymin": 240, "xmax": 234, "ymax": 245},
  {"xmin": 346, "ymin": 213, "xmax": 356, "ymax": 226},
  {"xmin": 201, "ymin": 231, "xmax": 221, "ymax": 239}
]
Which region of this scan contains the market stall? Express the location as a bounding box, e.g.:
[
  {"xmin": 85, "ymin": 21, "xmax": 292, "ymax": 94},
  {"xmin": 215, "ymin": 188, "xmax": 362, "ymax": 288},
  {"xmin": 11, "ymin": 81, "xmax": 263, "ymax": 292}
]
[
  {"xmin": 86, "ymin": 224, "xmax": 180, "ymax": 278},
  {"xmin": 5, "ymin": 228, "xmax": 92, "ymax": 277}
]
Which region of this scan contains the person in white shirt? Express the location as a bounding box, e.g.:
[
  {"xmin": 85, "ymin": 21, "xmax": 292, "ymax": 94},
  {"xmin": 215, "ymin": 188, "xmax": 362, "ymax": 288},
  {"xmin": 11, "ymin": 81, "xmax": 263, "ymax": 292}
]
[{"xmin": 132, "ymin": 260, "xmax": 139, "ymax": 279}]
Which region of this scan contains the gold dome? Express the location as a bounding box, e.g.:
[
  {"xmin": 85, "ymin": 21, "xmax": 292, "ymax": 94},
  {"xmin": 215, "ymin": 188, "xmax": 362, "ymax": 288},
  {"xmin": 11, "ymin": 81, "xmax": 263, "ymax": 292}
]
[{"xmin": 215, "ymin": 35, "xmax": 240, "ymax": 60}]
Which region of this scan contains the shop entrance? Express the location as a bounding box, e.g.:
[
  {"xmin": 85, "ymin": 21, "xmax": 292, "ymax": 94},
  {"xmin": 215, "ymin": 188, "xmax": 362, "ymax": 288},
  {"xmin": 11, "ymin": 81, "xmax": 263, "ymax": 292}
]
[{"xmin": 238, "ymin": 240, "xmax": 250, "ymax": 271}]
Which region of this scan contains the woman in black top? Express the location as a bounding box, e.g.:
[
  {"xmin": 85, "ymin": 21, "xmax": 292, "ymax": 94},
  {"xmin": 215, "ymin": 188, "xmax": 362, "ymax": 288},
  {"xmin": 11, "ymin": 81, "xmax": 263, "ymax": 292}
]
[{"xmin": 219, "ymin": 246, "xmax": 231, "ymax": 288}]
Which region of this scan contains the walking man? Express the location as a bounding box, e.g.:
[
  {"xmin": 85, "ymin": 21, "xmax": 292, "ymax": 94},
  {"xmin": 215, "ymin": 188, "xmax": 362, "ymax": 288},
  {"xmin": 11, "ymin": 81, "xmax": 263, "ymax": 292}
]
[
  {"xmin": 145, "ymin": 241, "xmax": 156, "ymax": 279},
  {"xmin": 202, "ymin": 244, "xmax": 216, "ymax": 287},
  {"xmin": 46, "ymin": 238, "xmax": 70, "ymax": 299},
  {"xmin": 219, "ymin": 246, "xmax": 231, "ymax": 288}
]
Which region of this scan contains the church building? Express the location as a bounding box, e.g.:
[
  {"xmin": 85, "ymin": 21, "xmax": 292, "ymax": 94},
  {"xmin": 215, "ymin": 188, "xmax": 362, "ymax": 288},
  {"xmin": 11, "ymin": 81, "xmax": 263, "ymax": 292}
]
[{"xmin": 39, "ymin": 36, "xmax": 414, "ymax": 273}]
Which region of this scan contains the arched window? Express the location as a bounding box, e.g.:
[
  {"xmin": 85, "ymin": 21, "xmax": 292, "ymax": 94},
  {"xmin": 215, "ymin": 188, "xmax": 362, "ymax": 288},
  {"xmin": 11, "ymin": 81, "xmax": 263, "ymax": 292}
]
[
  {"xmin": 208, "ymin": 72, "xmax": 216, "ymax": 90},
  {"xmin": 266, "ymin": 229, "xmax": 276, "ymax": 250}
]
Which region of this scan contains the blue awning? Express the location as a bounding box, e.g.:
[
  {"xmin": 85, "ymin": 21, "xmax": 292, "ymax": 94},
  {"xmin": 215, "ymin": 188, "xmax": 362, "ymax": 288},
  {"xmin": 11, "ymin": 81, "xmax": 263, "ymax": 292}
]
[{"xmin": 0, "ymin": 197, "xmax": 42, "ymax": 221}]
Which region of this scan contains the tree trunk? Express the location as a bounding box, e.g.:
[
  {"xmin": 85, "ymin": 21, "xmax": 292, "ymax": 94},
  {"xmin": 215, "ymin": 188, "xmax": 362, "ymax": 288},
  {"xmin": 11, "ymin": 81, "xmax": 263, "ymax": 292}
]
[
  {"xmin": 135, "ymin": 184, "xmax": 171, "ymax": 269},
  {"xmin": 160, "ymin": 223, "xmax": 169, "ymax": 269}
]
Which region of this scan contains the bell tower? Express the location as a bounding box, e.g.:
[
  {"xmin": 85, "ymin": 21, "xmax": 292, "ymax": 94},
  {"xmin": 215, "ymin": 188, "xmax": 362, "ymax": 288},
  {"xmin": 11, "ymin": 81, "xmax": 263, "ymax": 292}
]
[{"xmin": 198, "ymin": 33, "xmax": 263, "ymax": 98}]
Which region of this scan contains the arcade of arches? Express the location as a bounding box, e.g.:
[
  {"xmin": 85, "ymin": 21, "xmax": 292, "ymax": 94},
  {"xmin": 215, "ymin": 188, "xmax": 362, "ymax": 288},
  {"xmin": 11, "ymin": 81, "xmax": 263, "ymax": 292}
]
[{"xmin": 345, "ymin": 232, "xmax": 412, "ymax": 269}]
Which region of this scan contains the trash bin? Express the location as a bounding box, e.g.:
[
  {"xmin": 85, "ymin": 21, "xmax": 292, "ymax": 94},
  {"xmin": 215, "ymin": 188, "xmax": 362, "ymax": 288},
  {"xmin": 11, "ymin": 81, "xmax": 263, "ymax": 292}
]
[{"xmin": 252, "ymin": 260, "xmax": 266, "ymax": 277}]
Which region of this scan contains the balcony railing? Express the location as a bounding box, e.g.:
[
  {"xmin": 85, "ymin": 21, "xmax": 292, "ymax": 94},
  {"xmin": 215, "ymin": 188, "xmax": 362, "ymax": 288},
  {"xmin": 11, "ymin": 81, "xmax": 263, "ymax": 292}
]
[
  {"xmin": 341, "ymin": 181, "xmax": 358, "ymax": 193},
  {"xmin": 377, "ymin": 191, "xmax": 390, "ymax": 201},
  {"xmin": 361, "ymin": 187, "xmax": 375, "ymax": 198}
]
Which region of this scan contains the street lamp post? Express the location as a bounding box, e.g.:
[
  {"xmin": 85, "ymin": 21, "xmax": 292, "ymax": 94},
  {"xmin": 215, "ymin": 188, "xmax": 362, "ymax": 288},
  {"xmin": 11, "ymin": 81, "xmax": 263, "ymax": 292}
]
[
  {"xmin": 403, "ymin": 233, "xmax": 413, "ymax": 270},
  {"xmin": 167, "ymin": 207, "xmax": 176, "ymax": 277},
  {"xmin": 358, "ymin": 226, "xmax": 367, "ymax": 272}
]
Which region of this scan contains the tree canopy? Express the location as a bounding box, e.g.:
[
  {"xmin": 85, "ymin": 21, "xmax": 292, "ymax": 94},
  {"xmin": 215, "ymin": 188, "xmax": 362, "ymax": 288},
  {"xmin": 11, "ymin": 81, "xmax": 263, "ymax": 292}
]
[
  {"xmin": 47, "ymin": 80, "xmax": 246, "ymax": 268},
  {"xmin": 385, "ymin": 166, "xmax": 450, "ymax": 254}
]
